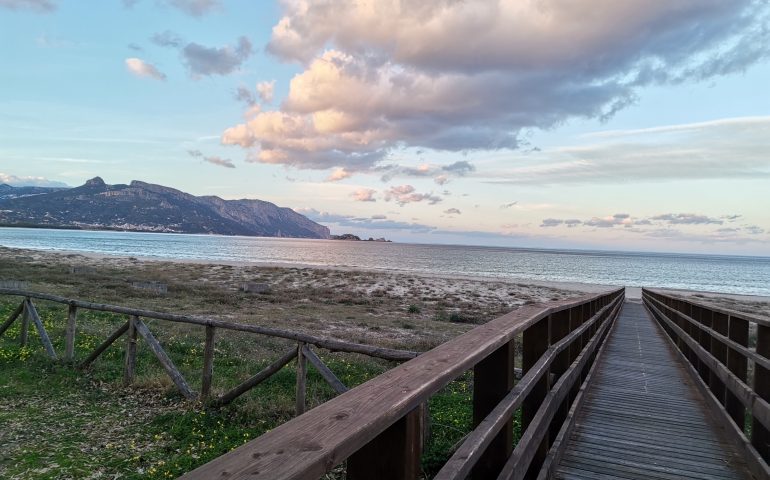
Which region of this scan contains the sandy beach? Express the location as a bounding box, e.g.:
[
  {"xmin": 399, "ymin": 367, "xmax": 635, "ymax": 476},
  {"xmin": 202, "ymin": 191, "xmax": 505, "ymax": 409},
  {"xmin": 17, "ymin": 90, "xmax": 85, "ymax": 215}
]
[{"xmin": 1, "ymin": 245, "xmax": 768, "ymax": 349}]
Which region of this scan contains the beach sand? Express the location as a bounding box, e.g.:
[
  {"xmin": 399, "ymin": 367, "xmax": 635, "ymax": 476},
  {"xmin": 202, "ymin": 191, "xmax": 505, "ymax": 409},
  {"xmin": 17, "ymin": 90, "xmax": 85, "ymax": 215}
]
[{"xmin": 1, "ymin": 246, "xmax": 767, "ymax": 349}]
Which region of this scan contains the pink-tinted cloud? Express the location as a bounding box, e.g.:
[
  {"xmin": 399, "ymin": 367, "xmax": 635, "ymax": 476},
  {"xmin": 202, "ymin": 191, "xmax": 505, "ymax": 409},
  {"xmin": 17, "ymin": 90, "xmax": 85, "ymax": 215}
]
[
  {"xmin": 383, "ymin": 185, "xmax": 442, "ymax": 206},
  {"xmin": 125, "ymin": 58, "xmax": 166, "ymax": 80},
  {"xmin": 222, "ymin": 1, "xmax": 768, "ymax": 173},
  {"xmin": 351, "ymin": 188, "xmax": 376, "ymax": 202}
]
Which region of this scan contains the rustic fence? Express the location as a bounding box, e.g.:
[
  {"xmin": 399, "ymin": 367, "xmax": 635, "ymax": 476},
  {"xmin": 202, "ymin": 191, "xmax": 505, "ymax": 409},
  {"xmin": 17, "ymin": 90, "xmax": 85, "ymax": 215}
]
[
  {"xmin": 178, "ymin": 287, "xmax": 625, "ymax": 479},
  {"xmin": 0, "ymin": 287, "xmax": 416, "ymax": 408},
  {"xmin": 642, "ymin": 288, "xmax": 770, "ymax": 479}
]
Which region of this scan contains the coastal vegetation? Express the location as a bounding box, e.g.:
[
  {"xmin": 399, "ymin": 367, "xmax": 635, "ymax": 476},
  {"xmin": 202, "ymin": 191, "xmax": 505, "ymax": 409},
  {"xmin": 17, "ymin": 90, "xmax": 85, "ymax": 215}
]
[{"xmin": 0, "ymin": 247, "xmax": 558, "ymax": 479}]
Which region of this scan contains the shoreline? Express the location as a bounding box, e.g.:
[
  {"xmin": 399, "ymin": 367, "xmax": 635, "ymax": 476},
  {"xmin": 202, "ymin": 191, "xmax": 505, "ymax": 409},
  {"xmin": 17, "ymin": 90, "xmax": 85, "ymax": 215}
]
[
  {"xmin": 2, "ymin": 245, "xmax": 619, "ymax": 295},
  {"xmin": 3, "ymin": 245, "xmax": 770, "ymax": 305}
]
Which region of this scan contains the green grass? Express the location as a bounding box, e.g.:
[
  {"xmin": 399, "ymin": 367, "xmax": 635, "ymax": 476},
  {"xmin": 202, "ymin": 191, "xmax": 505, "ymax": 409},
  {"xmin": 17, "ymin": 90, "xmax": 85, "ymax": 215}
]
[{"xmin": 0, "ymin": 297, "xmax": 482, "ymax": 479}]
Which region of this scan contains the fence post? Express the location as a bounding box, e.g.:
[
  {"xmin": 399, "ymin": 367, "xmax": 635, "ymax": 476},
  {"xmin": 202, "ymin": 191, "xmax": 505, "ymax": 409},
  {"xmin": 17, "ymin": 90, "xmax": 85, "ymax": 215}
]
[
  {"xmin": 752, "ymin": 324, "xmax": 770, "ymax": 462},
  {"xmin": 522, "ymin": 315, "xmax": 550, "ymax": 477},
  {"xmin": 347, "ymin": 404, "xmax": 424, "ymax": 480},
  {"xmin": 20, "ymin": 297, "xmax": 29, "ymax": 347},
  {"xmin": 726, "ymin": 315, "xmax": 749, "ymax": 429},
  {"xmin": 201, "ymin": 325, "xmax": 216, "ymax": 401},
  {"xmin": 471, "ymin": 338, "xmax": 515, "ymax": 478},
  {"xmin": 296, "ymin": 342, "xmax": 307, "ymax": 416},
  {"xmin": 123, "ymin": 316, "xmax": 138, "ymax": 386},
  {"xmin": 65, "ymin": 304, "xmax": 77, "ymax": 360}
]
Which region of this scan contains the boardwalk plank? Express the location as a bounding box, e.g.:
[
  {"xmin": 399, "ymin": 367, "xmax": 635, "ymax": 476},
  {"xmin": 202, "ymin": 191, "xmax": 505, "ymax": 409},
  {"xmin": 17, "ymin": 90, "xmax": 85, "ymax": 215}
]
[{"xmin": 554, "ymin": 302, "xmax": 753, "ymax": 480}]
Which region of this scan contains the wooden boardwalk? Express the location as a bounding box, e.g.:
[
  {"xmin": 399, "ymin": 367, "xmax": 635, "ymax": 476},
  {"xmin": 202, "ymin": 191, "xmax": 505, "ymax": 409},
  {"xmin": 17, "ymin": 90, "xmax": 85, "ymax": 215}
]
[{"xmin": 555, "ymin": 301, "xmax": 755, "ymax": 480}]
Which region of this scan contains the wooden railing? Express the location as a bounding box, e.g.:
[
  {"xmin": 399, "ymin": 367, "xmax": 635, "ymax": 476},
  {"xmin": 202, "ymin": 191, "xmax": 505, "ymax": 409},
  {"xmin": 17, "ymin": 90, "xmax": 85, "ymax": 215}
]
[
  {"xmin": 642, "ymin": 288, "xmax": 770, "ymax": 480},
  {"xmin": 0, "ymin": 287, "xmax": 417, "ymax": 407},
  {"xmin": 181, "ymin": 288, "xmax": 625, "ymax": 479}
]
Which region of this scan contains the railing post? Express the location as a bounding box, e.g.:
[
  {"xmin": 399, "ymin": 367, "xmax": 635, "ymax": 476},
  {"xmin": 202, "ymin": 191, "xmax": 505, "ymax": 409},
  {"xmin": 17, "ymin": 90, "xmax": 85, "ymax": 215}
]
[
  {"xmin": 694, "ymin": 305, "xmax": 712, "ymax": 383},
  {"xmin": 295, "ymin": 342, "xmax": 307, "ymax": 416},
  {"xmin": 753, "ymin": 324, "xmax": 770, "ymax": 462},
  {"xmin": 65, "ymin": 304, "xmax": 77, "ymax": 360},
  {"xmin": 123, "ymin": 315, "xmax": 138, "ymax": 386},
  {"xmin": 568, "ymin": 305, "xmax": 583, "ymax": 403},
  {"xmin": 549, "ymin": 309, "xmax": 571, "ymax": 441},
  {"xmin": 201, "ymin": 325, "xmax": 216, "ymax": 401},
  {"xmin": 522, "ymin": 315, "xmax": 549, "ymax": 478},
  {"xmin": 471, "ymin": 338, "xmax": 515, "ymax": 478},
  {"xmin": 726, "ymin": 315, "xmax": 749, "ymax": 429},
  {"xmin": 710, "ymin": 311, "xmax": 728, "ymax": 406},
  {"xmin": 20, "ymin": 297, "xmax": 29, "ymax": 347},
  {"xmin": 347, "ymin": 404, "xmax": 424, "ymax": 480}
]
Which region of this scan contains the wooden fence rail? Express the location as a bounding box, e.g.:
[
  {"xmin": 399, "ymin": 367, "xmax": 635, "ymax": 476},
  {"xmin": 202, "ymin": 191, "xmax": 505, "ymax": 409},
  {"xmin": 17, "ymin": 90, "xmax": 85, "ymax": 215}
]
[
  {"xmin": 0, "ymin": 287, "xmax": 418, "ymax": 408},
  {"xmin": 179, "ymin": 287, "xmax": 625, "ymax": 480},
  {"xmin": 642, "ymin": 288, "xmax": 770, "ymax": 480}
]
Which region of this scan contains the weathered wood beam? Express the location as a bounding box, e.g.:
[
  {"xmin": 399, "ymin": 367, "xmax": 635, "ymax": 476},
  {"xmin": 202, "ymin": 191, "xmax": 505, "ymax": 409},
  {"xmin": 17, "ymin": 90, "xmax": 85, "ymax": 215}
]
[
  {"xmin": 646, "ymin": 295, "xmax": 770, "ymax": 371},
  {"xmin": 472, "ymin": 339, "xmax": 515, "ymax": 479},
  {"xmin": 302, "ymin": 345, "xmax": 348, "ymax": 394},
  {"xmin": 497, "ymin": 299, "xmax": 618, "ymax": 480},
  {"xmin": 347, "ymin": 404, "xmax": 425, "ymax": 480},
  {"xmin": 200, "ymin": 325, "xmax": 216, "ymax": 401},
  {"xmin": 25, "ymin": 299, "xmax": 57, "ymax": 359},
  {"xmin": 19, "ymin": 298, "xmax": 29, "ymax": 347},
  {"xmin": 79, "ymin": 321, "xmax": 130, "ymax": 369},
  {"xmin": 295, "ymin": 342, "xmax": 307, "ymax": 416},
  {"xmin": 0, "ymin": 287, "xmax": 419, "ymax": 361},
  {"xmin": 215, "ymin": 347, "xmax": 298, "ymax": 407},
  {"xmin": 646, "ymin": 300, "xmax": 770, "ymax": 433},
  {"xmin": 123, "ymin": 316, "xmax": 138, "ymax": 386},
  {"xmin": 133, "ymin": 318, "xmax": 195, "ymax": 400},
  {"xmin": 434, "ymin": 295, "xmax": 621, "ymax": 480},
  {"xmin": 64, "ymin": 304, "xmax": 77, "ymax": 360},
  {"xmin": 0, "ymin": 301, "xmax": 24, "ymax": 337}
]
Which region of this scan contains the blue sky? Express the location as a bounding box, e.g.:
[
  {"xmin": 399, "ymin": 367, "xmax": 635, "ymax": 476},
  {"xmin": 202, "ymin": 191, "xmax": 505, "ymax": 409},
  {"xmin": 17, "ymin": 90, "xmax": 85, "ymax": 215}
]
[{"xmin": 1, "ymin": 0, "xmax": 769, "ymax": 255}]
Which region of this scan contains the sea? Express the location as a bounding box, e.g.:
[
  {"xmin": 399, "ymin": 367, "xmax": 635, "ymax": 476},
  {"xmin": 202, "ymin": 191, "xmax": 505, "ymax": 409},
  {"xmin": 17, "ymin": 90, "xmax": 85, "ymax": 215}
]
[{"xmin": 1, "ymin": 227, "xmax": 769, "ymax": 297}]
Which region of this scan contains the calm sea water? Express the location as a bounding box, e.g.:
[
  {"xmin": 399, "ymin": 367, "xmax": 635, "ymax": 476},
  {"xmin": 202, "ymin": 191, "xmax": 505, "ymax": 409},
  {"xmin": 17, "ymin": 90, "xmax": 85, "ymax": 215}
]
[{"xmin": 1, "ymin": 227, "xmax": 769, "ymax": 296}]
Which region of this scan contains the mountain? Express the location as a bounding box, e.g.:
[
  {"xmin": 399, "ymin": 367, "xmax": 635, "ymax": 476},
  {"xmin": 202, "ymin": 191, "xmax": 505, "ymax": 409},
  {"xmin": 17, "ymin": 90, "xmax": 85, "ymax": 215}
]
[
  {"xmin": 0, "ymin": 183, "xmax": 68, "ymax": 200},
  {"xmin": 0, "ymin": 177, "xmax": 330, "ymax": 239}
]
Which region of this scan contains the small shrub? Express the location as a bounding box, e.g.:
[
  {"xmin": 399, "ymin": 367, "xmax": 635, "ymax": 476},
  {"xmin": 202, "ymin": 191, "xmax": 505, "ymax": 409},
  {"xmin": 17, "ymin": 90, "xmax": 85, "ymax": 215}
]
[{"xmin": 407, "ymin": 304, "xmax": 421, "ymax": 314}]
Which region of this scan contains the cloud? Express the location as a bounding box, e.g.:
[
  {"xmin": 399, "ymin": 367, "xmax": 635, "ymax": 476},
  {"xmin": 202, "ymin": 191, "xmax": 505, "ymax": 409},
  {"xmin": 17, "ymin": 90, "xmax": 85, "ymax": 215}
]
[
  {"xmin": 256, "ymin": 80, "xmax": 275, "ymax": 103},
  {"xmin": 378, "ymin": 160, "xmax": 476, "ymax": 184},
  {"xmin": 152, "ymin": 32, "xmax": 252, "ymax": 78},
  {"xmin": 0, "ymin": 0, "xmax": 54, "ymax": 12},
  {"xmin": 0, "ymin": 172, "xmax": 68, "ymax": 187},
  {"xmin": 187, "ymin": 149, "xmax": 235, "ymax": 168},
  {"xmin": 125, "ymin": 58, "xmax": 166, "ymax": 80},
  {"xmin": 151, "ymin": 30, "xmax": 183, "ymax": 48},
  {"xmin": 651, "ymin": 213, "xmax": 723, "ymax": 225},
  {"xmin": 491, "ymin": 116, "xmax": 770, "ymax": 185},
  {"xmin": 182, "ymin": 36, "xmax": 252, "ymax": 77},
  {"xmin": 542, "ymin": 212, "xmax": 734, "ymax": 230},
  {"xmin": 327, "ymin": 168, "xmax": 352, "ymax": 182},
  {"xmin": 351, "ymin": 188, "xmax": 376, "ymax": 202},
  {"xmin": 540, "ymin": 218, "xmax": 563, "ymax": 228},
  {"xmin": 383, "ymin": 185, "xmax": 442, "ymax": 206},
  {"xmin": 565, "ymin": 219, "xmax": 582, "ymax": 228},
  {"xmin": 500, "ymin": 201, "xmax": 518, "ymax": 209},
  {"xmin": 165, "ymin": 0, "xmax": 221, "ymax": 16},
  {"xmin": 234, "ymin": 86, "xmax": 256, "ymax": 106},
  {"xmin": 444, "ymin": 208, "xmax": 461, "ymax": 215},
  {"xmin": 299, "ymin": 209, "xmax": 435, "ymax": 233},
  {"xmin": 128, "ymin": 43, "xmax": 143, "ymax": 52},
  {"xmin": 222, "ymin": 0, "xmax": 769, "ymax": 173}
]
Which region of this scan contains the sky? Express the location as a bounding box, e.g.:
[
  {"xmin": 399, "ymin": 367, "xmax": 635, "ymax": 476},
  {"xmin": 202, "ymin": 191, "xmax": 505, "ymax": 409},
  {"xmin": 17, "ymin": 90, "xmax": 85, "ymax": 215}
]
[{"xmin": 1, "ymin": 0, "xmax": 769, "ymax": 255}]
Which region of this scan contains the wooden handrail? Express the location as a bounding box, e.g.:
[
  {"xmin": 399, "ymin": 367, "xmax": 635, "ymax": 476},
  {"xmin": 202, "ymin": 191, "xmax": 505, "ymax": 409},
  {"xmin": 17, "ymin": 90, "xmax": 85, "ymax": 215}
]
[
  {"xmin": 642, "ymin": 287, "xmax": 770, "ymax": 473},
  {"xmin": 180, "ymin": 288, "xmax": 624, "ymax": 479},
  {"xmin": 435, "ymin": 295, "xmax": 622, "ymax": 480}
]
